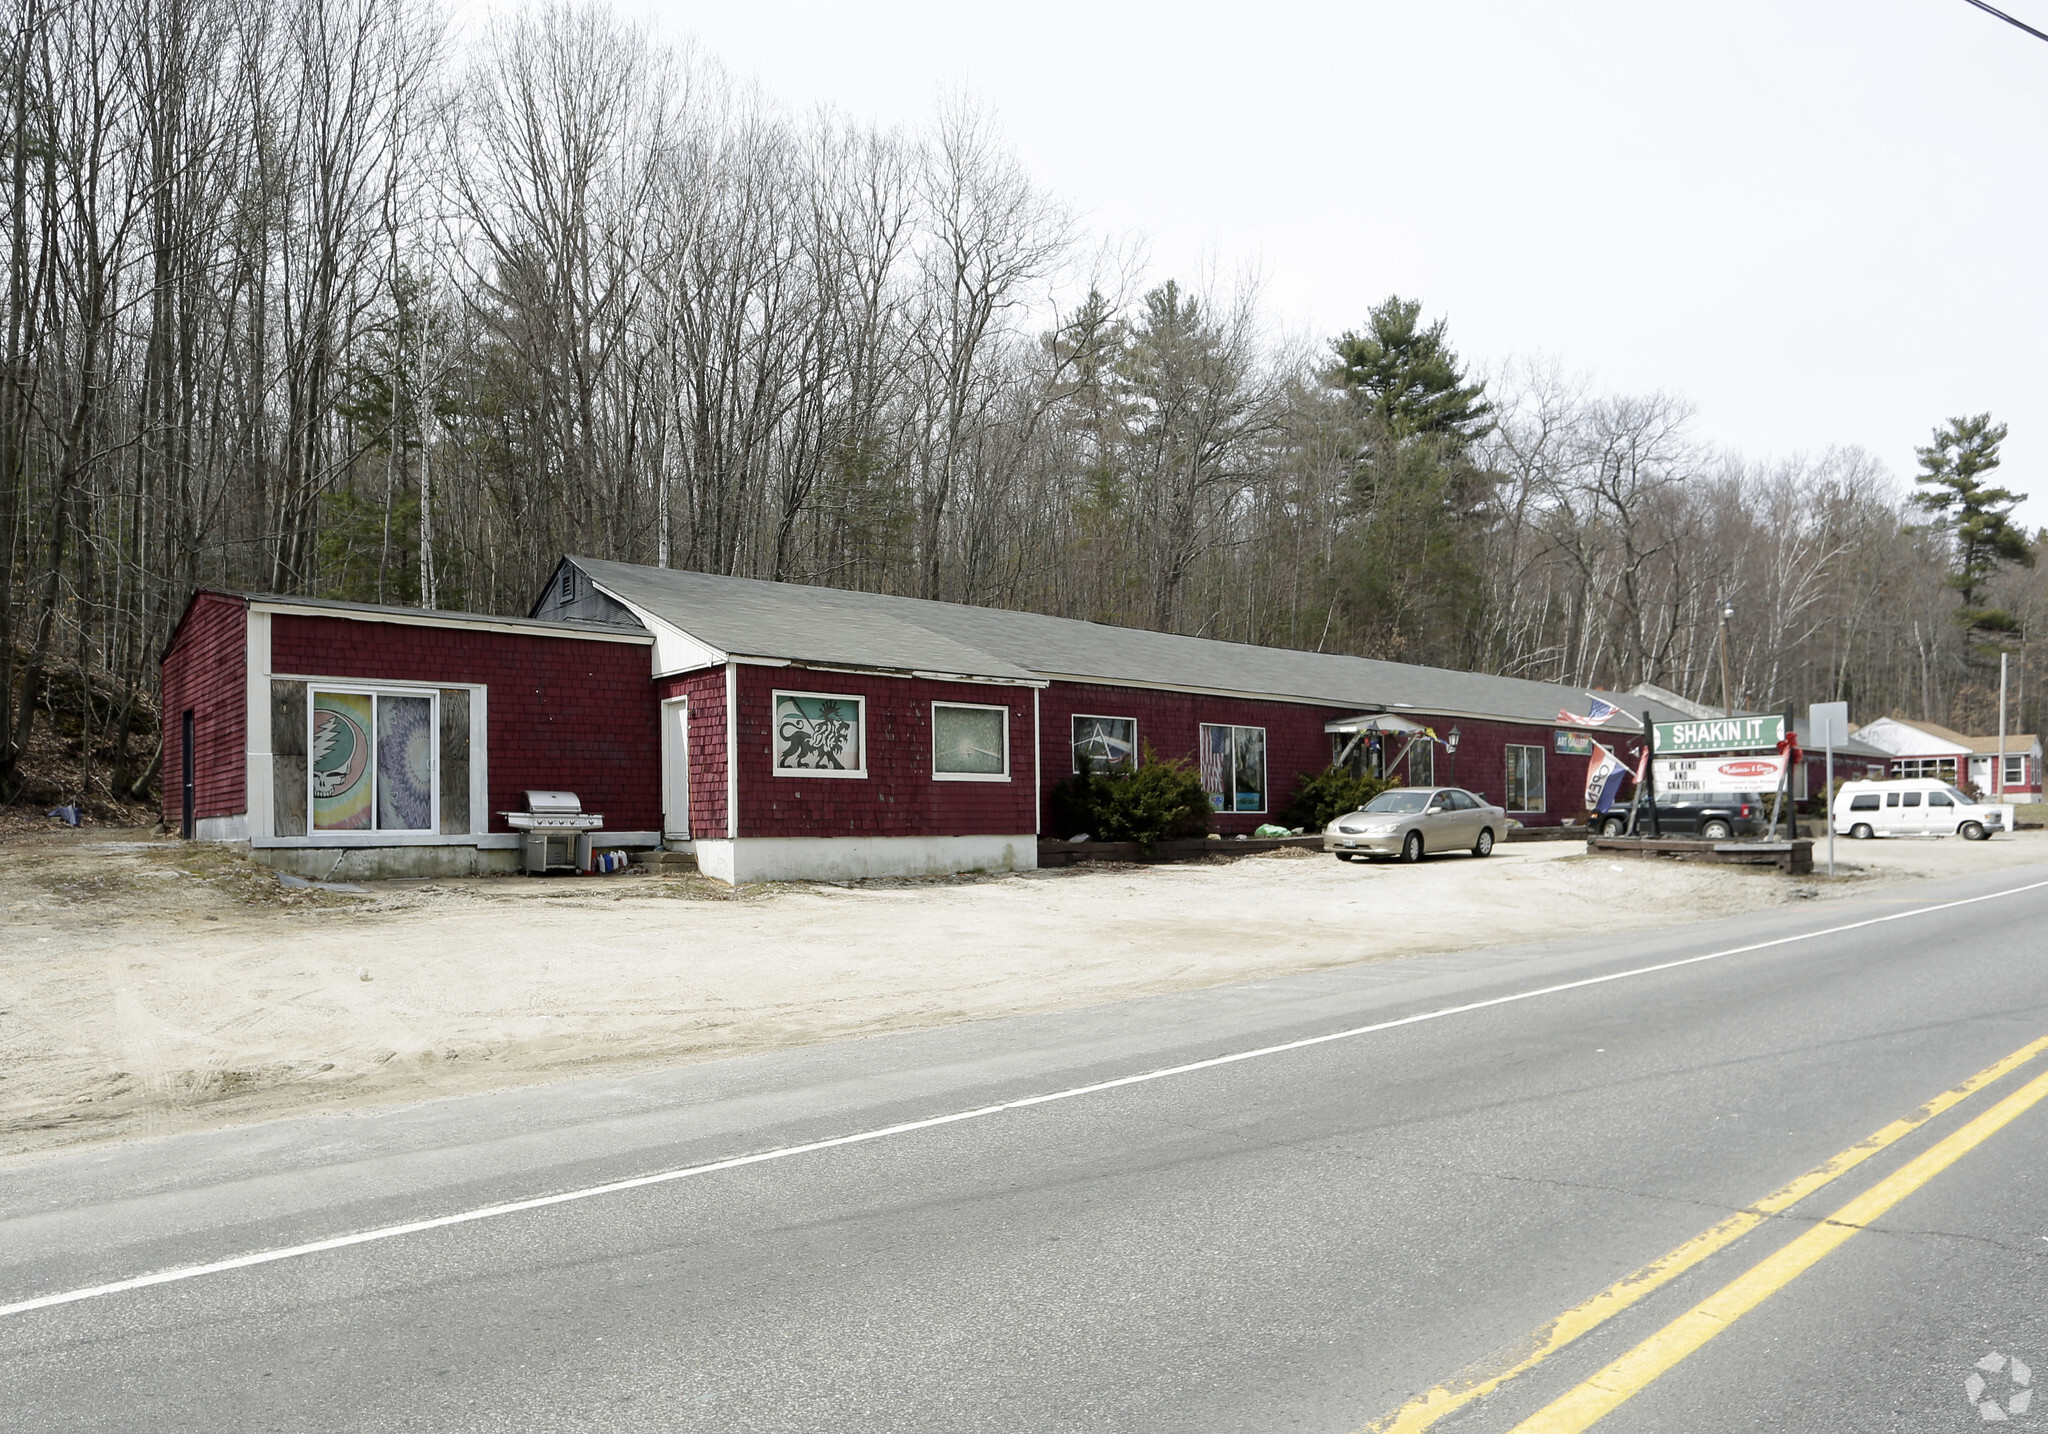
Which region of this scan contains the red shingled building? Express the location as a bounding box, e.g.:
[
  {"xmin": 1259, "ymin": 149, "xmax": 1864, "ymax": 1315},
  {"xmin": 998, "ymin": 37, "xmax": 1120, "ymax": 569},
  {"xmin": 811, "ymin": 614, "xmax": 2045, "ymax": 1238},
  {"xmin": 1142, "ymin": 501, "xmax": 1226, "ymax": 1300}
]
[{"xmin": 162, "ymin": 559, "xmax": 1694, "ymax": 881}]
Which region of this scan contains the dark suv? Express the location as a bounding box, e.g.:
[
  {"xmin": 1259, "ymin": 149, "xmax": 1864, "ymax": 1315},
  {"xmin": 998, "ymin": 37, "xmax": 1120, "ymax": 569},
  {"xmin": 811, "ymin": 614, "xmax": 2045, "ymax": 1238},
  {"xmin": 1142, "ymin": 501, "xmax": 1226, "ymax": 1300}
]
[{"xmin": 1597, "ymin": 792, "xmax": 1769, "ymax": 839}]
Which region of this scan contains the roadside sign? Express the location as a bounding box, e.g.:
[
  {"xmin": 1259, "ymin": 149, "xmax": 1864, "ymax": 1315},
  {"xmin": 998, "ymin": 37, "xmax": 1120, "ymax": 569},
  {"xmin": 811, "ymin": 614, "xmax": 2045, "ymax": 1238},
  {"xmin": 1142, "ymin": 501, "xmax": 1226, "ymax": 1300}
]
[
  {"xmin": 1654, "ymin": 754, "xmax": 1789, "ymax": 796},
  {"xmin": 1810, "ymin": 701, "xmax": 1849, "ymax": 747},
  {"xmin": 1652, "ymin": 714, "xmax": 1786, "ymax": 754}
]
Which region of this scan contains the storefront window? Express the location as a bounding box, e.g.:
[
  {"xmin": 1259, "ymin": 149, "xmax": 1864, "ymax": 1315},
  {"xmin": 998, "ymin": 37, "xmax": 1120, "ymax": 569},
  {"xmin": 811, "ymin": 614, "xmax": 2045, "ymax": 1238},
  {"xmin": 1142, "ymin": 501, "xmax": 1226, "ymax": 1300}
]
[
  {"xmin": 1407, "ymin": 738, "xmax": 1434, "ymax": 787},
  {"xmin": 1505, "ymin": 743, "xmax": 1545, "ymax": 812},
  {"xmin": 1072, "ymin": 715, "xmax": 1137, "ymax": 773},
  {"xmin": 773, "ymin": 690, "xmax": 866, "ymax": 777},
  {"xmin": 933, "ymin": 702, "xmax": 1008, "ymax": 780},
  {"xmin": 1200, "ymin": 724, "xmax": 1267, "ymax": 813},
  {"xmin": 310, "ymin": 688, "xmax": 437, "ymax": 831}
]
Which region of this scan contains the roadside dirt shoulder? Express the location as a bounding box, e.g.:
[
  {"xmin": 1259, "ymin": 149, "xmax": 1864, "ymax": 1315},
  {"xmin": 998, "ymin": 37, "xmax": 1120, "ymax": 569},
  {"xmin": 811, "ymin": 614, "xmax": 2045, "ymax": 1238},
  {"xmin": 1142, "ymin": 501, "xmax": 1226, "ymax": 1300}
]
[{"xmin": 3, "ymin": 827, "xmax": 2041, "ymax": 1161}]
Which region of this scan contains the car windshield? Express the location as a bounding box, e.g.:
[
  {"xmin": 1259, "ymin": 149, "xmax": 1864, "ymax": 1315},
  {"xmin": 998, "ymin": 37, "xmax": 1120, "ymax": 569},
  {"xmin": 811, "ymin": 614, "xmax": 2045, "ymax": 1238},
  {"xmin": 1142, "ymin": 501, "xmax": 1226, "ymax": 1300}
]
[
  {"xmin": 1944, "ymin": 787, "xmax": 1974, "ymax": 806},
  {"xmin": 1362, "ymin": 790, "xmax": 1432, "ymax": 814}
]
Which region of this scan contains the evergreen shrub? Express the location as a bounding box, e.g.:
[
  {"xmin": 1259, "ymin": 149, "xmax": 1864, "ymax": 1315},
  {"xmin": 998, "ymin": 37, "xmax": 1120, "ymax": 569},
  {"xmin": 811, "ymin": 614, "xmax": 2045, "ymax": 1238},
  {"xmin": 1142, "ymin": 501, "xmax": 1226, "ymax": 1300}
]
[
  {"xmin": 1048, "ymin": 750, "xmax": 1212, "ymax": 847},
  {"xmin": 1278, "ymin": 766, "xmax": 1396, "ymax": 832}
]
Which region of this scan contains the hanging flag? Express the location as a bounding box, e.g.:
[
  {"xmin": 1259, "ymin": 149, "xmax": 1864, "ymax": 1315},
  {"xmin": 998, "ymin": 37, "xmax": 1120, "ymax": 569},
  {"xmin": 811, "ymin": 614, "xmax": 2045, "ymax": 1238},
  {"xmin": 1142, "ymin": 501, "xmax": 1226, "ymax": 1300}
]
[
  {"xmin": 1558, "ymin": 696, "xmax": 1622, "ymax": 727},
  {"xmin": 1585, "ymin": 741, "xmax": 1629, "ymax": 813}
]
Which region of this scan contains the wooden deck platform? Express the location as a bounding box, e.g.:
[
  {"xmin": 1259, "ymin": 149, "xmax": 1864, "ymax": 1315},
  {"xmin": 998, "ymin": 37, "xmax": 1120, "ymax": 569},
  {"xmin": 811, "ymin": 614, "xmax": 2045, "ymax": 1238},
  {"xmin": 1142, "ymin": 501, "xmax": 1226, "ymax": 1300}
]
[{"xmin": 1586, "ymin": 836, "xmax": 1813, "ymax": 874}]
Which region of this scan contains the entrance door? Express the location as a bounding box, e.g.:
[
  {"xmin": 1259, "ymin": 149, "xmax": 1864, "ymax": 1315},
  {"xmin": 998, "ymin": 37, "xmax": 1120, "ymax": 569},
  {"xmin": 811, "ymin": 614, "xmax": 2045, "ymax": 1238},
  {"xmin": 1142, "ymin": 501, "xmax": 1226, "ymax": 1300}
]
[
  {"xmin": 180, "ymin": 711, "xmax": 195, "ymax": 839},
  {"xmin": 660, "ymin": 698, "xmax": 689, "ymax": 839}
]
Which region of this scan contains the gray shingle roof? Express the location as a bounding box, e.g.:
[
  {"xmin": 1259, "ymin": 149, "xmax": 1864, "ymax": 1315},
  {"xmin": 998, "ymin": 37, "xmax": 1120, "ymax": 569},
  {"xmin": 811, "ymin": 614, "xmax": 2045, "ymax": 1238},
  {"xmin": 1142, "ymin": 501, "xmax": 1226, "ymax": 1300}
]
[{"xmin": 568, "ymin": 558, "xmax": 1693, "ymax": 731}]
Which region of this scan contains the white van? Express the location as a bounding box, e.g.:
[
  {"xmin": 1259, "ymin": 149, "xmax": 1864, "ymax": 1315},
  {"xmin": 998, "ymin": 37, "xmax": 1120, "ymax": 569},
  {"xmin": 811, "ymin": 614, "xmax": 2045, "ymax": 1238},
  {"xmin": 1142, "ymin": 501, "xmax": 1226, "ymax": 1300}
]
[{"xmin": 1832, "ymin": 778, "xmax": 2005, "ymax": 841}]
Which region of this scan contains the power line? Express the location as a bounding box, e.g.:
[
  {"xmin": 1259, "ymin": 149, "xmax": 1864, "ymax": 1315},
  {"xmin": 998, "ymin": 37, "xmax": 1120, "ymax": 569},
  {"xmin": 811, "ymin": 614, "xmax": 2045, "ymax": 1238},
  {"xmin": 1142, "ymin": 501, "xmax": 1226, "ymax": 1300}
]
[{"xmin": 1963, "ymin": 0, "xmax": 2048, "ymax": 43}]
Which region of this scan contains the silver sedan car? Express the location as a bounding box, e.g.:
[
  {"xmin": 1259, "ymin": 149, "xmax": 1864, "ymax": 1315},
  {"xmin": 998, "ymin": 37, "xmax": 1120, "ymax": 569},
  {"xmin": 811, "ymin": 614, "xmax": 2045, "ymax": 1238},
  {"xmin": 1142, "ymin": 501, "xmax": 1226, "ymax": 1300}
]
[{"xmin": 1322, "ymin": 786, "xmax": 1507, "ymax": 863}]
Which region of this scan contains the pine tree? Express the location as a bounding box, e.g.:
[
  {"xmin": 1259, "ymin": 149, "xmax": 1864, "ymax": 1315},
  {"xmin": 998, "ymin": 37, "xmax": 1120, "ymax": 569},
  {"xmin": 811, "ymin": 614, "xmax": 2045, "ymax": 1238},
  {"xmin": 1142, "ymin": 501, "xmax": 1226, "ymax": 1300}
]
[
  {"xmin": 1912, "ymin": 413, "xmax": 2034, "ymax": 630},
  {"xmin": 1329, "ymin": 295, "xmax": 1493, "ymax": 451}
]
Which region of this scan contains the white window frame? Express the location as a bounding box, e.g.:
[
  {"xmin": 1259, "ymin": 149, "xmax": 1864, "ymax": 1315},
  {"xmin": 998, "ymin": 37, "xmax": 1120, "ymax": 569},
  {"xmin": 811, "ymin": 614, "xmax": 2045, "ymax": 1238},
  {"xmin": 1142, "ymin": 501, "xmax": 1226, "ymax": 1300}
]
[
  {"xmin": 307, "ymin": 683, "xmax": 440, "ymax": 837},
  {"xmin": 931, "ymin": 701, "xmax": 1011, "ymax": 782},
  {"xmin": 1070, "ymin": 713, "xmax": 1138, "ymax": 774},
  {"xmin": 771, "ymin": 689, "xmax": 868, "ymax": 779},
  {"xmin": 1200, "ymin": 722, "xmax": 1269, "ymax": 815},
  {"xmin": 2003, "ymin": 754, "xmax": 2026, "ymax": 788},
  {"xmin": 1505, "ymin": 743, "xmax": 1546, "ymax": 813}
]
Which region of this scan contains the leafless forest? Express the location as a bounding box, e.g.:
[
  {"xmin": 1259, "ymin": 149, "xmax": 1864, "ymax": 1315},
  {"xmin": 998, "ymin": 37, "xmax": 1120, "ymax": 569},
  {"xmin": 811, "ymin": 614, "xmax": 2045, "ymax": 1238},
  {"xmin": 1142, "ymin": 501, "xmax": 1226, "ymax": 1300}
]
[{"xmin": 5, "ymin": 0, "xmax": 2043, "ymax": 807}]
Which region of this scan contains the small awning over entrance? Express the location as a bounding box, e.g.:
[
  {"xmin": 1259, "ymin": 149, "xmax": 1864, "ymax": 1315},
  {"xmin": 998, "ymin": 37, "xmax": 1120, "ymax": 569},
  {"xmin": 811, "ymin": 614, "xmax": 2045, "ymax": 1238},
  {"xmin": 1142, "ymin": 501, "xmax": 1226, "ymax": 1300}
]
[{"xmin": 1324, "ymin": 712, "xmax": 1431, "ymax": 736}]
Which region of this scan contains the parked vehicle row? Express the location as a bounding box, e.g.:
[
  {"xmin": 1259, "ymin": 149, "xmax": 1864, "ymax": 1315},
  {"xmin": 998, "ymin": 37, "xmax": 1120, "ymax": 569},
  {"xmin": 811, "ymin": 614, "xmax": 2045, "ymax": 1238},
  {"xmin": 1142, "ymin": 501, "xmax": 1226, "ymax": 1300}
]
[{"xmin": 1322, "ymin": 776, "xmax": 2011, "ymax": 865}]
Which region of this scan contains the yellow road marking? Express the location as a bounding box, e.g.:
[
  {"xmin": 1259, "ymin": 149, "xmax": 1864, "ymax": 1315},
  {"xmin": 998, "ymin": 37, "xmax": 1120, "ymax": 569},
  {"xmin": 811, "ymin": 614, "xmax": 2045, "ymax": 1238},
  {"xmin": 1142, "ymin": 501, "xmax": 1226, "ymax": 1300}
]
[
  {"xmin": 1509, "ymin": 1060, "xmax": 2048, "ymax": 1433},
  {"xmin": 1362, "ymin": 1032, "xmax": 2048, "ymax": 1434}
]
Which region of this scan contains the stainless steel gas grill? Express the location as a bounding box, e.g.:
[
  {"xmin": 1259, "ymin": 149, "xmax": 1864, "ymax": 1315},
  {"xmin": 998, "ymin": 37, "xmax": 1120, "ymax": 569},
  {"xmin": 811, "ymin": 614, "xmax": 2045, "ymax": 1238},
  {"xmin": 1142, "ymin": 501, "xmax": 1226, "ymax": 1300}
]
[{"xmin": 502, "ymin": 790, "xmax": 605, "ymax": 875}]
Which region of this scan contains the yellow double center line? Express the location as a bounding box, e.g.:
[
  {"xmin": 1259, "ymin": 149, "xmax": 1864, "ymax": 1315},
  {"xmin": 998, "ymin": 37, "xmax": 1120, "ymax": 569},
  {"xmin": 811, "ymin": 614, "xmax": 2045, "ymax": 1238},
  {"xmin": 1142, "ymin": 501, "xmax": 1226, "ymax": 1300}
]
[{"xmin": 1365, "ymin": 1031, "xmax": 2048, "ymax": 1434}]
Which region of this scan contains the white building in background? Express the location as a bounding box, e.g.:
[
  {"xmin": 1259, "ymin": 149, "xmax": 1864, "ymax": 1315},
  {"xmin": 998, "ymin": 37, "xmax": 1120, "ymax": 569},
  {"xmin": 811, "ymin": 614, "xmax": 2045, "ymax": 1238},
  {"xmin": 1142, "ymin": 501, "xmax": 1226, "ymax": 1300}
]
[{"xmin": 1851, "ymin": 717, "xmax": 2042, "ymax": 800}]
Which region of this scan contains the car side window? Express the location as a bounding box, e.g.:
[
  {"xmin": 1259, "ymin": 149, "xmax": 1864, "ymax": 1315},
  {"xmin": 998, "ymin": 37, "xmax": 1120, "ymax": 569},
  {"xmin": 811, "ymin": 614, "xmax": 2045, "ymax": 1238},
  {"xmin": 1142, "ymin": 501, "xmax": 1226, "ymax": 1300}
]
[
  {"xmin": 1902, "ymin": 792, "xmax": 1922, "ymax": 807},
  {"xmin": 1449, "ymin": 791, "xmax": 1476, "ymax": 810},
  {"xmin": 1929, "ymin": 791, "xmax": 1951, "ymax": 807},
  {"xmin": 1886, "ymin": 792, "xmax": 1900, "ymax": 807},
  {"xmin": 1850, "ymin": 794, "xmax": 1880, "ymax": 811}
]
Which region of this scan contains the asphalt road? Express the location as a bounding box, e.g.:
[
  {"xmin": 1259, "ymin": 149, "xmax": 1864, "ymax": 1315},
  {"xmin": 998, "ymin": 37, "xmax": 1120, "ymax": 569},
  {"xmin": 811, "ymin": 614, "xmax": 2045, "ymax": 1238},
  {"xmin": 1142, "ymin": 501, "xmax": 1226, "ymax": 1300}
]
[{"xmin": 5, "ymin": 859, "xmax": 2048, "ymax": 1433}]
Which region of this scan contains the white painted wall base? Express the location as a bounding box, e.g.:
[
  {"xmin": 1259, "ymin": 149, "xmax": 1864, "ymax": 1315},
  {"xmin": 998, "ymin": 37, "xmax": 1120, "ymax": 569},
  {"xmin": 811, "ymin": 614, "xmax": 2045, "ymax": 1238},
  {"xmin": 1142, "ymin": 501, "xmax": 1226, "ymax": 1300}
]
[
  {"xmin": 693, "ymin": 834, "xmax": 1037, "ymax": 884},
  {"xmin": 194, "ymin": 813, "xmax": 249, "ymax": 842}
]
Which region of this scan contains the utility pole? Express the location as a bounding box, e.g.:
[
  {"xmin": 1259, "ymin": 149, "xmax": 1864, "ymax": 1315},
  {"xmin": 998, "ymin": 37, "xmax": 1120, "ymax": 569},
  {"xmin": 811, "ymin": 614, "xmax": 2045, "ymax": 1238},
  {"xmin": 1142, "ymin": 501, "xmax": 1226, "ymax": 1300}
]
[
  {"xmin": 1717, "ymin": 599, "xmax": 1736, "ymax": 716},
  {"xmin": 1998, "ymin": 651, "xmax": 2009, "ymax": 803}
]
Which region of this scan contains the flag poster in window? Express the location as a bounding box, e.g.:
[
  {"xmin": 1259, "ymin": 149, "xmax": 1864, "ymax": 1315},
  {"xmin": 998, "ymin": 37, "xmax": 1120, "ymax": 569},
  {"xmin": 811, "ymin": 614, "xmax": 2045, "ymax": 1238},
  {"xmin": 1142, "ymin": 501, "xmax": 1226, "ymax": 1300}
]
[
  {"xmin": 311, "ymin": 691, "xmax": 373, "ymax": 830},
  {"xmin": 773, "ymin": 692, "xmax": 864, "ymax": 774},
  {"xmin": 1200, "ymin": 723, "xmax": 1267, "ymax": 813}
]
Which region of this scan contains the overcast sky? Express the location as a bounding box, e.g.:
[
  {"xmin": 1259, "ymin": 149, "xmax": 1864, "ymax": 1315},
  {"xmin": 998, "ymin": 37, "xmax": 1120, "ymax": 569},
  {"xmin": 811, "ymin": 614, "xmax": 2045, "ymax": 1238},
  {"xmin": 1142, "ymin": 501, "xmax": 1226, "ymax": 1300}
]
[{"xmin": 604, "ymin": 0, "xmax": 2048, "ymax": 522}]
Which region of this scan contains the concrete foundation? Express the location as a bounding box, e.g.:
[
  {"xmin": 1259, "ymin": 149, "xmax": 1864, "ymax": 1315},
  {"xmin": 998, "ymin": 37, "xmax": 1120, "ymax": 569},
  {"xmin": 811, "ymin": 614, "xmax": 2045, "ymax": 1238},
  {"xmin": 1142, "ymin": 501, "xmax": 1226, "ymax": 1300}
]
[
  {"xmin": 693, "ymin": 834, "xmax": 1037, "ymax": 884},
  {"xmin": 251, "ymin": 845, "xmax": 523, "ymax": 880}
]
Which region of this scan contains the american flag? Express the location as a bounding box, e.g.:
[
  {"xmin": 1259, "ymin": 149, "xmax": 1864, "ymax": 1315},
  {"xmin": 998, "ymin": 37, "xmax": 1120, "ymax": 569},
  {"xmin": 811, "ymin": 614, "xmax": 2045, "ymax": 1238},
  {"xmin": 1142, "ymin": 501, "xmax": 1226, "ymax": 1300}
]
[{"xmin": 1558, "ymin": 696, "xmax": 1622, "ymax": 726}]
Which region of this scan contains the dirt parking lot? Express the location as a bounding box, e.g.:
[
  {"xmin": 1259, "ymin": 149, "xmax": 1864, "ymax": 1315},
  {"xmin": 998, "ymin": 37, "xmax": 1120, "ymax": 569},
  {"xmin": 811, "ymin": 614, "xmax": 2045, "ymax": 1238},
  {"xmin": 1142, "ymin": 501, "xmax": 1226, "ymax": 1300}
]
[{"xmin": 4, "ymin": 826, "xmax": 2044, "ymax": 1161}]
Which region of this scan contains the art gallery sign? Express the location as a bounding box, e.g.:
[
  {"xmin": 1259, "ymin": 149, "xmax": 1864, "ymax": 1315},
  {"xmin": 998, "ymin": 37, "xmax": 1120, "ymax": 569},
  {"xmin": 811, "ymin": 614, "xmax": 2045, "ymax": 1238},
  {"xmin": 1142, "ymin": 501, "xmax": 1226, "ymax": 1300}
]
[{"xmin": 1652, "ymin": 714, "xmax": 1786, "ymax": 755}]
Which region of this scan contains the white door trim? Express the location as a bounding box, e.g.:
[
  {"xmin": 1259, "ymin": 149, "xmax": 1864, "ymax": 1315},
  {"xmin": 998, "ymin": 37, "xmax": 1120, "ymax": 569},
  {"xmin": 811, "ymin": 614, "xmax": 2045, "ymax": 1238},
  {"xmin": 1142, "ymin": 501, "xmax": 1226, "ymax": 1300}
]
[{"xmin": 661, "ymin": 696, "xmax": 690, "ymax": 839}]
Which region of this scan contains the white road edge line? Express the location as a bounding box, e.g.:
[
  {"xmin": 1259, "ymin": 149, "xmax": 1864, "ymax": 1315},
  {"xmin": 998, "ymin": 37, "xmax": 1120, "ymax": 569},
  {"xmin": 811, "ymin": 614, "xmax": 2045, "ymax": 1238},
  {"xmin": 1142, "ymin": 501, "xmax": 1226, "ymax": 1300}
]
[{"xmin": 7, "ymin": 876, "xmax": 2048, "ymax": 1321}]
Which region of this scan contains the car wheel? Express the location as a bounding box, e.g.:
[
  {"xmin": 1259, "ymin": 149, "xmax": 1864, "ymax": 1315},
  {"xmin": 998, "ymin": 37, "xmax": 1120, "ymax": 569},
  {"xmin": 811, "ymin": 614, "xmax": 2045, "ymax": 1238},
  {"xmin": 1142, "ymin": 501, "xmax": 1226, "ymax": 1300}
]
[
  {"xmin": 1961, "ymin": 821, "xmax": 1987, "ymax": 841},
  {"xmin": 1701, "ymin": 819, "xmax": 1733, "ymax": 840},
  {"xmin": 1600, "ymin": 816, "xmax": 1627, "ymax": 838},
  {"xmin": 1400, "ymin": 831, "xmax": 1424, "ymax": 863},
  {"xmin": 1472, "ymin": 827, "xmax": 1494, "ymax": 857},
  {"xmin": 1851, "ymin": 823, "xmax": 1874, "ymax": 840}
]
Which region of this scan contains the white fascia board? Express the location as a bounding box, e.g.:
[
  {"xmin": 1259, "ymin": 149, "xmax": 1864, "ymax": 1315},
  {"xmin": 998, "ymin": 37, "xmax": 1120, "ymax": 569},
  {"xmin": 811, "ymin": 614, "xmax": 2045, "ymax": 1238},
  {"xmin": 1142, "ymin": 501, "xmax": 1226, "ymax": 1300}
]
[
  {"xmin": 249, "ymin": 600, "xmax": 651, "ymax": 645},
  {"xmin": 1032, "ymin": 671, "xmax": 1604, "ymax": 727},
  {"xmin": 588, "ymin": 583, "xmax": 728, "ymax": 677}
]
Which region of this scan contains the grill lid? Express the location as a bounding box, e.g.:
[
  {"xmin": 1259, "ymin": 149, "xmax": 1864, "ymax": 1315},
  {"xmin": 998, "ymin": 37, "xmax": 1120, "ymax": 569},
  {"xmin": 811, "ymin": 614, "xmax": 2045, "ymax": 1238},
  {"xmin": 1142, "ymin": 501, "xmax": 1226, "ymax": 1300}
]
[{"xmin": 524, "ymin": 790, "xmax": 583, "ymax": 814}]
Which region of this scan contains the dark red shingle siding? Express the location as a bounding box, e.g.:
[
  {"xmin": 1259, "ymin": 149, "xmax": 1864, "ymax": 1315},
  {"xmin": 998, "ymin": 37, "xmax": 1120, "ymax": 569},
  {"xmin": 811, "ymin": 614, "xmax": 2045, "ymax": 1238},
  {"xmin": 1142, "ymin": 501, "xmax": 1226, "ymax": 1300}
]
[
  {"xmin": 271, "ymin": 614, "xmax": 660, "ymax": 833},
  {"xmin": 160, "ymin": 593, "xmax": 250, "ymax": 826},
  {"xmin": 732, "ymin": 665, "xmax": 1037, "ymax": 838}
]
